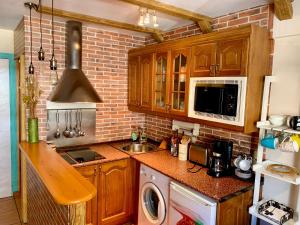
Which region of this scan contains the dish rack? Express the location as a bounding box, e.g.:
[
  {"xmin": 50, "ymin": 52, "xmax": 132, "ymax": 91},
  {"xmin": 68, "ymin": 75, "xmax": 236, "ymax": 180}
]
[{"xmin": 249, "ymin": 76, "xmax": 299, "ymax": 225}]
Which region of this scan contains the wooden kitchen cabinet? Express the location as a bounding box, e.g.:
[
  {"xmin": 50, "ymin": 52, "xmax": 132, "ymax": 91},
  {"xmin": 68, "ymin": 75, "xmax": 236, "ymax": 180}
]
[
  {"xmin": 128, "ymin": 55, "xmax": 140, "ymax": 107},
  {"xmin": 216, "ymin": 39, "xmax": 248, "ymax": 76},
  {"xmin": 191, "ymin": 39, "xmax": 247, "ymax": 77},
  {"xmin": 76, "ymin": 165, "xmax": 99, "ymax": 225},
  {"xmin": 217, "ymin": 189, "xmax": 253, "ymax": 225},
  {"xmin": 153, "ymin": 52, "xmax": 169, "ymax": 112},
  {"xmin": 191, "ymin": 43, "xmax": 217, "ymax": 76},
  {"xmin": 140, "ymin": 53, "xmax": 153, "ymax": 110},
  {"xmin": 169, "ymin": 48, "xmax": 191, "ymax": 116},
  {"xmin": 98, "ymin": 159, "xmax": 133, "ymax": 225}
]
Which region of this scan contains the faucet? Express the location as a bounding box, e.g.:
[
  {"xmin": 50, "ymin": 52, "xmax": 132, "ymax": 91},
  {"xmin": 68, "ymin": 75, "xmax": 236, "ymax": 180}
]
[{"xmin": 138, "ymin": 127, "xmax": 147, "ymax": 144}]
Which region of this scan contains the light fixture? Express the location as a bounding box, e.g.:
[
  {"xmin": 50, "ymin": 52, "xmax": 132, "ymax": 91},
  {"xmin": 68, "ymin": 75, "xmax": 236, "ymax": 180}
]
[
  {"xmin": 38, "ymin": 0, "xmax": 45, "ymax": 61},
  {"xmin": 49, "ymin": 0, "xmax": 58, "ymax": 86},
  {"xmin": 24, "ymin": 2, "xmax": 38, "ymax": 75},
  {"xmin": 138, "ymin": 7, "xmax": 159, "ymax": 28}
]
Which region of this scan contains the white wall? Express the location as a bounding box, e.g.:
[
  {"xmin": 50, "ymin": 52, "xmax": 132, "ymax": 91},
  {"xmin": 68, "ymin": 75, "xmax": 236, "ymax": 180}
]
[
  {"xmin": 263, "ymin": 1, "xmax": 300, "ymax": 223},
  {"xmin": 0, "ymin": 29, "xmax": 14, "ymax": 53}
]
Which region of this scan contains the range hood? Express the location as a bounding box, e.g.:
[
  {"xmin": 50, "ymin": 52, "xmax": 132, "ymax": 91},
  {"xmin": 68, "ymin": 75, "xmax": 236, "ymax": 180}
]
[{"xmin": 48, "ymin": 21, "xmax": 102, "ymax": 103}]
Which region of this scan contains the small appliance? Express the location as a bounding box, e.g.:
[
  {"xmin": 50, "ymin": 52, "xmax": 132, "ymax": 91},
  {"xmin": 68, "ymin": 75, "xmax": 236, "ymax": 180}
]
[
  {"xmin": 207, "ymin": 140, "xmax": 233, "ymax": 177},
  {"xmin": 188, "ymin": 144, "xmax": 208, "ymax": 167},
  {"xmin": 188, "ymin": 77, "xmax": 247, "ymax": 126}
]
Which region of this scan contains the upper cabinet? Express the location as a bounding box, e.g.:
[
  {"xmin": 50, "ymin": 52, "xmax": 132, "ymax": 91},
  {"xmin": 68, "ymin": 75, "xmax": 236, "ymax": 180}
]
[
  {"xmin": 170, "ymin": 48, "xmax": 191, "ymax": 116},
  {"xmin": 216, "ymin": 39, "xmax": 248, "ymax": 76},
  {"xmin": 191, "ymin": 43, "xmax": 217, "ymax": 76},
  {"xmin": 191, "ymin": 39, "xmax": 248, "ymax": 77},
  {"xmin": 153, "ymin": 52, "xmax": 169, "ymax": 112},
  {"xmin": 128, "ymin": 25, "xmax": 270, "ymax": 133},
  {"xmin": 140, "ymin": 54, "xmax": 153, "ymax": 110},
  {"xmin": 128, "ymin": 56, "xmax": 140, "ymax": 107}
]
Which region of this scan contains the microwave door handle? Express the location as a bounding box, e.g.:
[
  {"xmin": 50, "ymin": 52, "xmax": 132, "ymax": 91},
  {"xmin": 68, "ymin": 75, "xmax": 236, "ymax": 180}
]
[{"xmin": 219, "ymin": 89, "xmax": 224, "ymax": 114}]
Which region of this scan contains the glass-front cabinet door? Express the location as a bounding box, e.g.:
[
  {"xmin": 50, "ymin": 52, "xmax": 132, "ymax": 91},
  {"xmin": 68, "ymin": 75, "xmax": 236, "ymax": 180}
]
[
  {"xmin": 153, "ymin": 52, "xmax": 168, "ymax": 112},
  {"xmin": 170, "ymin": 48, "xmax": 190, "ymax": 115}
]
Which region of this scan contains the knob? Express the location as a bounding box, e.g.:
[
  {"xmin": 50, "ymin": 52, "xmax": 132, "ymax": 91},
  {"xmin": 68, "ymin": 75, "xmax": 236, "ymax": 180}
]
[{"xmin": 150, "ymin": 175, "xmax": 155, "ymax": 181}]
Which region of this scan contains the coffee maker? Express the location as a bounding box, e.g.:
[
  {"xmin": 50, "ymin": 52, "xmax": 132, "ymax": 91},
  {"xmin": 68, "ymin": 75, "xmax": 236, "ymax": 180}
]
[{"xmin": 207, "ymin": 140, "xmax": 233, "ymax": 177}]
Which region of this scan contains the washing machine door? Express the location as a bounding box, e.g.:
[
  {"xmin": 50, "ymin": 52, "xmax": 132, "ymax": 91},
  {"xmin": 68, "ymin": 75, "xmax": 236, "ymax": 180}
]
[{"xmin": 141, "ymin": 182, "xmax": 166, "ymax": 225}]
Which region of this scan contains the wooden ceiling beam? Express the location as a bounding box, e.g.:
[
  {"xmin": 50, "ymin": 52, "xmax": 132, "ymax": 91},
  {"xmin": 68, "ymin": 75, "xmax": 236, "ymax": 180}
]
[
  {"xmin": 119, "ymin": 0, "xmax": 212, "ymax": 32},
  {"xmin": 40, "ymin": 6, "xmax": 164, "ymax": 42},
  {"xmin": 274, "ymin": 0, "xmax": 293, "ymax": 20}
]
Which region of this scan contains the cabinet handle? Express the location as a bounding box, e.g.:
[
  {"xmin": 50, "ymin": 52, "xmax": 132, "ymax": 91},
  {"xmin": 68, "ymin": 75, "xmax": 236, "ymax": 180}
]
[
  {"xmin": 215, "ymin": 64, "xmax": 220, "ymax": 74},
  {"xmin": 94, "ymin": 168, "xmax": 97, "ymax": 176},
  {"xmin": 209, "ymin": 65, "xmax": 215, "ymax": 76}
]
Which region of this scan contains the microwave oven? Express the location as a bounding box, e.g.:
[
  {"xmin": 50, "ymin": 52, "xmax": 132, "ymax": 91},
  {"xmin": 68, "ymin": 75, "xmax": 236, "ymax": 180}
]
[{"xmin": 188, "ymin": 77, "xmax": 247, "ymax": 126}]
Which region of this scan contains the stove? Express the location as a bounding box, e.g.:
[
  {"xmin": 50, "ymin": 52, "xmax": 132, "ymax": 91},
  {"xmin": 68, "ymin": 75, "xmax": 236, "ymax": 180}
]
[{"xmin": 60, "ymin": 148, "xmax": 105, "ymax": 164}]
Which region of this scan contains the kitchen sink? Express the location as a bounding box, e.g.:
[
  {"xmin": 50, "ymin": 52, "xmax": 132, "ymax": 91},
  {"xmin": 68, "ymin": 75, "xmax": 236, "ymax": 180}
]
[{"xmin": 122, "ymin": 143, "xmax": 156, "ymax": 153}]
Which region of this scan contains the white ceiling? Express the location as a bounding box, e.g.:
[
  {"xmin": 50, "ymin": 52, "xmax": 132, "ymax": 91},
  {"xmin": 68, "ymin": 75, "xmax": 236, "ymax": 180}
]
[{"xmin": 0, "ymin": 0, "xmax": 271, "ymax": 34}]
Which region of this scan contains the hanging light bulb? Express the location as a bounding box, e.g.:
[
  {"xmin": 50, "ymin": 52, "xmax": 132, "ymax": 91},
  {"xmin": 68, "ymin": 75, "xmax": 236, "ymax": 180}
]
[
  {"xmin": 144, "ymin": 9, "xmax": 150, "ymax": 24},
  {"xmin": 49, "ymin": 0, "xmax": 58, "ymax": 86},
  {"xmin": 153, "ymin": 11, "xmax": 159, "ymax": 28},
  {"xmin": 38, "ymin": 0, "xmax": 45, "ymax": 61}
]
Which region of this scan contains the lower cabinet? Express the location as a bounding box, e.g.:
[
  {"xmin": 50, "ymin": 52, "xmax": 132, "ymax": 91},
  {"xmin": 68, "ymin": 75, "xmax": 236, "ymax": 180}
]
[
  {"xmin": 76, "ymin": 159, "xmax": 133, "ymax": 225},
  {"xmin": 76, "ymin": 165, "xmax": 98, "ymax": 225},
  {"xmin": 217, "ymin": 189, "xmax": 253, "ymax": 225}
]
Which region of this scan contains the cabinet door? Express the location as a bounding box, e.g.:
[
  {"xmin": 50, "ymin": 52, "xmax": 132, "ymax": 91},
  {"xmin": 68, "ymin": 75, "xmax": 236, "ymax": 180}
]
[
  {"xmin": 216, "ymin": 39, "xmax": 248, "ymax": 76},
  {"xmin": 241, "ymin": 190, "xmax": 253, "ymax": 225},
  {"xmin": 153, "ymin": 52, "xmax": 169, "ymax": 112},
  {"xmin": 170, "ymin": 48, "xmax": 191, "ymax": 116},
  {"xmin": 217, "ymin": 194, "xmax": 243, "ymax": 225},
  {"xmin": 128, "ymin": 56, "xmax": 140, "ymax": 106},
  {"xmin": 191, "ymin": 43, "xmax": 217, "ymax": 77},
  {"xmin": 140, "ymin": 54, "xmax": 153, "ymax": 110},
  {"xmin": 76, "ymin": 165, "xmax": 98, "ymax": 225},
  {"xmin": 98, "ymin": 159, "xmax": 132, "ymax": 225}
]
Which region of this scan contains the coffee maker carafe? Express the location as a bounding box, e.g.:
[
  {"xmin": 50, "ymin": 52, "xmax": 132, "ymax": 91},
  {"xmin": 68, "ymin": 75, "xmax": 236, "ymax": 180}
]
[{"xmin": 207, "ymin": 140, "xmax": 233, "ymax": 177}]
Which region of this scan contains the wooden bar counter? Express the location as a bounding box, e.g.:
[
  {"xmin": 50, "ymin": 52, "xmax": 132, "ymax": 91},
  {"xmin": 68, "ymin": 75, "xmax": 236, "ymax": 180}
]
[{"xmin": 19, "ymin": 141, "xmax": 97, "ymax": 225}]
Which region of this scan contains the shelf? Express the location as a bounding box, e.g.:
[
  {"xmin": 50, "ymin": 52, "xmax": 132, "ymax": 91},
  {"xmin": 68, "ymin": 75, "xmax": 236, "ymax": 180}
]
[
  {"xmin": 253, "ymin": 160, "xmax": 300, "ymax": 185},
  {"xmin": 249, "ymin": 200, "xmax": 295, "ymax": 225},
  {"xmin": 257, "ymin": 121, "xmax": 300, "ymax": 135}
]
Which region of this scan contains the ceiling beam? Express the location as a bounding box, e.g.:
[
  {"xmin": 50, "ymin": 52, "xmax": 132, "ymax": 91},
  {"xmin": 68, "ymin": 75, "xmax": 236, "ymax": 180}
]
[
  {"xmin": 274, "ymin": 0, "xmax": 293, "ymax": 20},
  {"xmin": 40, "ymin": 6, "xmax": 164, "ymax": 42},
  {"xmin": 119, "ymin": 0, "xmax": 212, "ymax": 32}
]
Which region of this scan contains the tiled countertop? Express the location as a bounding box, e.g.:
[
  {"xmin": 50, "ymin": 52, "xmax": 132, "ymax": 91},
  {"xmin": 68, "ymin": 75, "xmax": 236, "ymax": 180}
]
[{"xmin": 132, "ymin": 150, "xmax": 253, "ymax": 201}]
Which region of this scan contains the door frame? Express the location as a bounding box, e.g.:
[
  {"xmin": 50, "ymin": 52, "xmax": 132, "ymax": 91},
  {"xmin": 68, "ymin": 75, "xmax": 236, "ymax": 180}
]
[{"xmin": 0, "ymin": 53, "xmax": 18, "ymax": 193}]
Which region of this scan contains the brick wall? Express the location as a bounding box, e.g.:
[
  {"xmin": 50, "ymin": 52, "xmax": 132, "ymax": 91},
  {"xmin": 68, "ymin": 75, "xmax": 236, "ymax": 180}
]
[
  {"xmin": 144, "ymin": 4, "xmax": 274, "ymax": 156},
  {"xmin": 24, "ymin": 16, "xmax": 146, "ymax": 142}
]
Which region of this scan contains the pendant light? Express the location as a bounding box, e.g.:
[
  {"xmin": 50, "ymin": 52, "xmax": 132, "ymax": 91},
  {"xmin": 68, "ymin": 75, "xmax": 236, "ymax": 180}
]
[
  {"xmin": 24, "ymin": 2, "xmax": 38, "ymax": 75},
  {"xmin": 38, "ymin": 0, "xmax": 45, "ymax": 61},
  {"xmin": 49, "ymin": 0, "xmax": 58, "ymax": 86}
]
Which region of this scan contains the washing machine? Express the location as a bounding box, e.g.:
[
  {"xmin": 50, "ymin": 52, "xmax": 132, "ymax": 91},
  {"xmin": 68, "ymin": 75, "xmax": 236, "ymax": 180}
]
[{"xmin": 138, "ymin": 164, "xmax": 170, "ymax": 225}]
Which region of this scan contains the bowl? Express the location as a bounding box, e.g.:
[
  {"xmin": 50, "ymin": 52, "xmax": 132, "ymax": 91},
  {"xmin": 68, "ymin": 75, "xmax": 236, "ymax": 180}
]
[{"xmin": 269, "ymin": 115, "xmax": 287, "ymax": 126}]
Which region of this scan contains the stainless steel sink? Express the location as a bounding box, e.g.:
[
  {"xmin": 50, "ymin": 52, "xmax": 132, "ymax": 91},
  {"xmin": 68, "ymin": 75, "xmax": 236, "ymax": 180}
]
[{"xmin": 122, "ymin": 143, "xmax": 155, "ymax": 153}]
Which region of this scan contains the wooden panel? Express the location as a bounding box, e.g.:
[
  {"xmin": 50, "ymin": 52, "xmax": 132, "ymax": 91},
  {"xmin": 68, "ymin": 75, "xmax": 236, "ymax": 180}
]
[
  {"xmin": 128, "ymin": 56, "xmax": 140, "ymax": 107},
  {"xmin": 217, "ymin": 194, "xmax": 243, "ymax": 225},
  {"xmin": 241, "ymin": 190, "xmax": 253, "ymax": 225},
  {"xmin": 19, "ymin": 142, "xmax": 96, "ymax": 205},
  {"xmin": 76, "ymin": 165, "xmax": 98, "ymax": 225},
  {"xmin": 70, "ymin": 203, "xmax": 86, "ymax": 225},
  {"xmin": 21, "ymin": 152, "xmax": 27, "ymax": 223},
  {"xmin": 216, "ymin": 39, "xmax": 248, "ymax": 76},
  {"xmin": 191, "ymin": 43, "xmax": 217, "ymax": 77},
  {"xmin": 98, "ymin": 159, "xmax": 132, "ymax": 225},
  {"xmin": 140, "ymin": 54, "xmax": 153, "ymax": 110}
]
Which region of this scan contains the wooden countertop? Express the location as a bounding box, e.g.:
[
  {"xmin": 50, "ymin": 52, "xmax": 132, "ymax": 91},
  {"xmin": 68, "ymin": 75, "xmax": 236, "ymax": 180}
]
[
  {"xmin": 19, "ymin": 141, "xmax": 97, "ymax": 205},
  {"xmin": 132, "ymin": 150, "xmax": 253, "ymax": 201}
]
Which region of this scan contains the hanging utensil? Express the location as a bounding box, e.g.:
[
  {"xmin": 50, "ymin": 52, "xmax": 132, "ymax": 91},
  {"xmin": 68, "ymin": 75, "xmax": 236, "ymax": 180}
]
[
  {"xmin": 63, "ymin": 111, "xmax": 70, "ymax": 138},
  {"xmin": 78, "ymin": 109, "xmax": 85, "ymax": 136},
  {"xmin": 69, "ymin": 110, "xmax": 75, "ymax": 138},
  {"xmin": 54, "ymin": 110, "xmax": 61, "ymax": 138},
  {"xmin": 46, "ymin": 110, "xmax": 50, "ymax": 131},
  {"xmin": 74, "ymin": 110, "xmax": 80, "ymax": 137}
]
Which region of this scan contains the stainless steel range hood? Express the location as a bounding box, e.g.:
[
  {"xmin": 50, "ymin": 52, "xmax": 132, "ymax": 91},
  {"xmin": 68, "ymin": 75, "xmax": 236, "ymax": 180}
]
[{"xmin": 48, "ymin": 21, "xmax": 102, "ymax": 103}]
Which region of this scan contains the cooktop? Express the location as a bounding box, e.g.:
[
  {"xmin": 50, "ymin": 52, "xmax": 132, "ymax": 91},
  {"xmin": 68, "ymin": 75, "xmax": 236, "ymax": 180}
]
[{"xmin": 60, "ymin": 148, "xmax": 105, "ymax": 164}]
